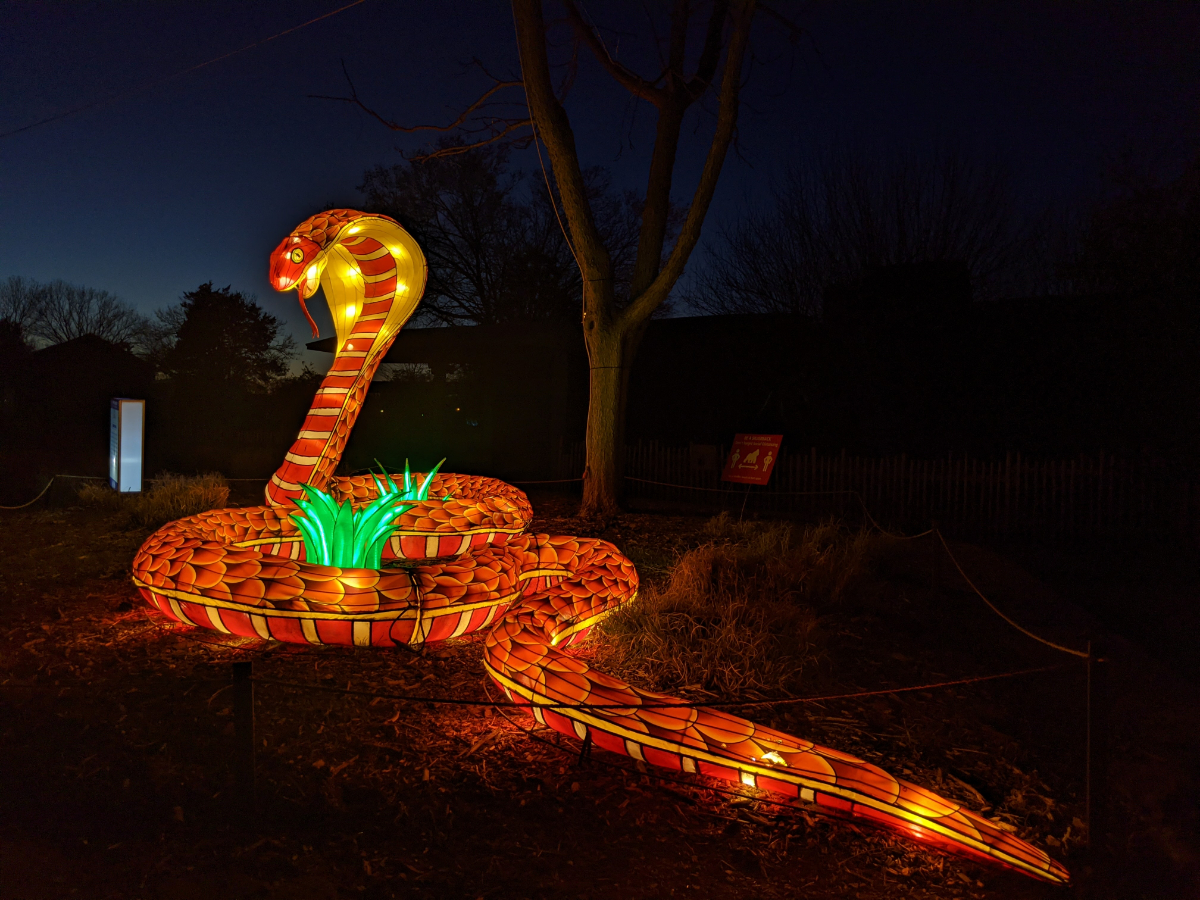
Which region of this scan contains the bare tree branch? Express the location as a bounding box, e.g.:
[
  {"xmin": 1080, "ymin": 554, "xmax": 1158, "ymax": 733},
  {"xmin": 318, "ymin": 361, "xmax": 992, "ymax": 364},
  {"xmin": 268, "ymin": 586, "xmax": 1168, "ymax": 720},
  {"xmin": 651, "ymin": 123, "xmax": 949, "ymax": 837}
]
[
  {"xmin": 622, "ymin": 0, "xmax": 755, "ymax": 325},
  {"xmin": 627, "ymin": 0, "xmax": 732, "ymax": 299},
  {"xmin": 683, "ymin": 0, "xmax": 731, "ymax": 99},
  {"xmin": 311, "ymin": 61, "xmax": 533, "ymax": 158},
  {"xmin": 759, "ymin": 2, "xmax": 804, "ymax": 43},
  {"xmin": 563, "ymin": 1, "xmax": 667, "ymax": 106},
  {"xmin": 24, "ymin": 279, "xmax": 150, "ymax": 348},
  {"xmin": 329, "ymin": 0, "xmax": 767, "ymax": 515},
  {"xmin": 408, "ymin": 123, "xmax": 535, "ymax": 161},
  {"xmin": 515, "ymin": 0, "xmax": 614, "ymax": 290}
]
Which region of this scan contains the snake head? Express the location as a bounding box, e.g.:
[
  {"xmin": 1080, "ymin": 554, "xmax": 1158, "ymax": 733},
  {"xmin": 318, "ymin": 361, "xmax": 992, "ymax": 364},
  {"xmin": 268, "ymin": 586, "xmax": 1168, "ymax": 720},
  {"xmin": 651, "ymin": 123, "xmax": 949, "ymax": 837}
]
[{"xmin": 269, "ymin": 235, "xmax": 324, "ymax": 337}]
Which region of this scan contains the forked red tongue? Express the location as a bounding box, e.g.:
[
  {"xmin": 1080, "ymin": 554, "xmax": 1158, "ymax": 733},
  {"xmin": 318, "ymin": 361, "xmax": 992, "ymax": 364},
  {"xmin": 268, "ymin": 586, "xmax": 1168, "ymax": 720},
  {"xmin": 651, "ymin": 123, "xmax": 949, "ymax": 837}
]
[{"xmin": 296, "ymin": 282, "xmax": 320, "ymax": 338}]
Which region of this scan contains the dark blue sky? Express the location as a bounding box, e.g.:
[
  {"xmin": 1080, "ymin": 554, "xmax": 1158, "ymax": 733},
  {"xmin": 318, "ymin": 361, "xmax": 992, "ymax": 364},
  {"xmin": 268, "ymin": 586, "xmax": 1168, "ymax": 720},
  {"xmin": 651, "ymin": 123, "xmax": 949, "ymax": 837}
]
[{"xmin": 3, "ymin": 1, "xmax": 1197, "ymax": 366}]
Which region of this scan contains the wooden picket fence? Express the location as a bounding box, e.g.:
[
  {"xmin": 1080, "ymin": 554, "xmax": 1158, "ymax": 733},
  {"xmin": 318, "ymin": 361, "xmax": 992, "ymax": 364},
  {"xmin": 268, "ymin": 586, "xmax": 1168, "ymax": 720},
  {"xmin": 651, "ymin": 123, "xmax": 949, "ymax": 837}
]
[{"xmin": 556, "ymin": 440, "xmax": 1198, "ymax": 541}]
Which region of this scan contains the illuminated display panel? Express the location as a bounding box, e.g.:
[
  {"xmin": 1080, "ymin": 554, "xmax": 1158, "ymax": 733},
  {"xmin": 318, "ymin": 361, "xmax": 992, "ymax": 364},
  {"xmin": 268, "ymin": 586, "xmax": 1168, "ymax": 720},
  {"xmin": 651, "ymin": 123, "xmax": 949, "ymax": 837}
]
[{"xmin": 109, "ymin": 398, "xmax": 144, "ymax": 493}]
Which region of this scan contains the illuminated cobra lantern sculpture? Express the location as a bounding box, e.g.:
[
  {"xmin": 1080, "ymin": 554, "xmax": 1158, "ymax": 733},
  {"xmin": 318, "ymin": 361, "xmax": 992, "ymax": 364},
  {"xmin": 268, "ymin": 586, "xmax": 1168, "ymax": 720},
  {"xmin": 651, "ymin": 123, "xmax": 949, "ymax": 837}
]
[{"xmin": 131, "ymin": 210, "xmax": 1068, "ymax": 885}]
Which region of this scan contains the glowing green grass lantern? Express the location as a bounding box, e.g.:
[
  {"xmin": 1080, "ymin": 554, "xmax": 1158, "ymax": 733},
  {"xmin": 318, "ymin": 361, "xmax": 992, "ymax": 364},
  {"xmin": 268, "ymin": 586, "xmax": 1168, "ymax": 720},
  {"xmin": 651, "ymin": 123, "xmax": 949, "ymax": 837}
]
[{"xmin": 289, "ymin": 459, "xmax": 445, "ymax": 568}]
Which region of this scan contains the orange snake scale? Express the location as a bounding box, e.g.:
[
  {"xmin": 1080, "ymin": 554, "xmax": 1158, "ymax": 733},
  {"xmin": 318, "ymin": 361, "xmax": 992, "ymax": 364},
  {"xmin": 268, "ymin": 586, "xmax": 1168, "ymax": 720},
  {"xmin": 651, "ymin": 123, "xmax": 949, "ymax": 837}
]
[{"xmin": 131, "ymin": 210, "xmax": 1067, "ymax": 884}]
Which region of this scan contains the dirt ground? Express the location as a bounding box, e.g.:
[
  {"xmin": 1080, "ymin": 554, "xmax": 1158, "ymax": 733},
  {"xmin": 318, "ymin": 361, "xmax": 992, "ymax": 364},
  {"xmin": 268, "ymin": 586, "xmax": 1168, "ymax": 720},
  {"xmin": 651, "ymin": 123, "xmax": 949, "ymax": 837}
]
[{"xmin": 2, "ymin": 487, "xmax": 1198, "ymax": 899}]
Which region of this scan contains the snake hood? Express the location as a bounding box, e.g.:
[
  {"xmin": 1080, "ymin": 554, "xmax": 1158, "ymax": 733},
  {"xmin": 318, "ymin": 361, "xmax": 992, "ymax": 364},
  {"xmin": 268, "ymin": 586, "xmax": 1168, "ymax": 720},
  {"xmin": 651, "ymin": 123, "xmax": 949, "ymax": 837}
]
[{"xmin": 269, "ymin": 208, "xmax": 400, "ymax": 338}]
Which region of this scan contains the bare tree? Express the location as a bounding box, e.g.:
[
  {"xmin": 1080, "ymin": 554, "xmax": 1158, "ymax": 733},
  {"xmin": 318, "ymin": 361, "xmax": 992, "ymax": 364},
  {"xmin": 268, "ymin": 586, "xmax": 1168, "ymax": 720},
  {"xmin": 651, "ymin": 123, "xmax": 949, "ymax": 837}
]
[
  {"xmin": 0, "ymin": 277, "xmax": 39, "ymax": 369},
  {"xmin": 1065, "ymin": 152, "xmax": 1200, "ymax": 298},
  {"xmin": 361, "ymin": 140, "xmax": 578, "ymax": 326},
  {"xmin": 688, "ymin": 148, "xmax": 1035, "ymax": 315},
  {"xmin": 325, "ymin": 1, "xmax": 758, "ymax": 516},
  {"xmin": 360, "ymin": 140, "xmax": 658, "ymax": 326},
  {"xmin": 26, "ymin": 279, "xmax": 149, "ymax": 347},
  {"xmin": 517, "ymin": 0, "xmax": 756, "ymax": 516},
  {"xmin": 0, "ymin": 276, "xmax": 44, "ymax": 339}
]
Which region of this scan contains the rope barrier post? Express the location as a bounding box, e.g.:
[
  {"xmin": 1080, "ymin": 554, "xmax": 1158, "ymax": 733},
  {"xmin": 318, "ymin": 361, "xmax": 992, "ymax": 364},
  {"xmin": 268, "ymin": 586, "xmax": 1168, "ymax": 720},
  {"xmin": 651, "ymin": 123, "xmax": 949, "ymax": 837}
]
[{"xmin": 232, "ymin": 660, "xmax": 256, "ymax": 816}]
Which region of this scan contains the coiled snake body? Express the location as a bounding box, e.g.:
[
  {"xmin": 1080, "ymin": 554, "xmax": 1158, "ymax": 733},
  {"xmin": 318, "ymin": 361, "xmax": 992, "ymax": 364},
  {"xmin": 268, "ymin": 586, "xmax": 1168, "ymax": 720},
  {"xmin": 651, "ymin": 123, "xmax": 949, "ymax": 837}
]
[{"xmin": 131, "ymin": 210, "xmax": 1067, "ymax": 884}]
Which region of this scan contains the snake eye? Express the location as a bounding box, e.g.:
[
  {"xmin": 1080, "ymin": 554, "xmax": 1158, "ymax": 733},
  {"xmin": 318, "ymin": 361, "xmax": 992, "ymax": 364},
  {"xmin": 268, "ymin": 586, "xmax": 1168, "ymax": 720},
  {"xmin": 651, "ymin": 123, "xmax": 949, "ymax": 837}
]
[{"xmin": 289, "ymin": 248, "xmax": 304, "ymax": 264}]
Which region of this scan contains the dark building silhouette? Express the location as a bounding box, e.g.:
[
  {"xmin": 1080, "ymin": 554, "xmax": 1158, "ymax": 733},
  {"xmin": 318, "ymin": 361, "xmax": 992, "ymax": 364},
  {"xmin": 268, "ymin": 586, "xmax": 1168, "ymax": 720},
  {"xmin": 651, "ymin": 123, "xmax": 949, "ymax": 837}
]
[
  {"xmin": 1, "ymin": 335, "xmax": 153, "ymax": 494},
  {"xmin": 308, "ymin": 263, "xmax": 1199, "ymax": 477},
  {"xmin": 8, "ymin": 263, "xmax": 1188, "ymax": 500}
]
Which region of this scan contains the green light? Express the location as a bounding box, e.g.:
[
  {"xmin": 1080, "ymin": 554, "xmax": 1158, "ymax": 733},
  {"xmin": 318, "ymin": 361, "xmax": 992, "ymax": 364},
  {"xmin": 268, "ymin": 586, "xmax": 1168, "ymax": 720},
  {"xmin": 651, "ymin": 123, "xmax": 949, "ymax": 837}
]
[{"xmin": 289, "ymin": 458, "xmax": 445, "ymax": 568}]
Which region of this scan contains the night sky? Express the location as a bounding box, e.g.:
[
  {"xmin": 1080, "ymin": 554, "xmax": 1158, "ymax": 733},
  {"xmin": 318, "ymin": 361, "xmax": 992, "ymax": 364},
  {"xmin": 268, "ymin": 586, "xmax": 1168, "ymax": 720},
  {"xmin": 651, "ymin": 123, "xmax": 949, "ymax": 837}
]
[{"xmin": 3, "ymin": 1, "xmax": 1197, "ymax": 366}]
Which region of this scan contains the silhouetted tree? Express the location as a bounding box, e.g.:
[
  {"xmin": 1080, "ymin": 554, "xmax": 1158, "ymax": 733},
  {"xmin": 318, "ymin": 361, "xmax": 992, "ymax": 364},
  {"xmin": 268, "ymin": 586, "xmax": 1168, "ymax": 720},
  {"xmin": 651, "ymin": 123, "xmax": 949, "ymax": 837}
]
[
  {"xmin": 35, "ymin": 280, "xmax": 148, "ymax": 346},
  {"xmin": 687, "ymin": 148, "xmax": 1034, "ymax": 316},
  {"xmin": 1066, "ymin": 153, "xmax": 1200, "ymax": 298},
  {"xmin": 158, "ymin": 283, "xmax": 296, "ymax": 391},
  {"xmin": 361, "ymin": 142, "xmax": 569, "ymax": 325},
  {"xmin": 360, "ymin": 140, "xmax": 648, "ymax": 326},
  {"xmin": 0, "ymin": 275, "xmax": 149, "ymax": 347},
  {"xmin": 0, "ymin": 276, "xmax": 44, "ymax": 341}
]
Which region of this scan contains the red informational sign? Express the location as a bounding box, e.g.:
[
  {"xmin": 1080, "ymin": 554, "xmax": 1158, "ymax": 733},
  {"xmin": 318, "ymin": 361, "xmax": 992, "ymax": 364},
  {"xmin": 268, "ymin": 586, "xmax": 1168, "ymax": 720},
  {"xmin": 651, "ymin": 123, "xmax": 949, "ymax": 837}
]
[{"xmin": 721, "ymin": 434, "xmax": 783, "ymax": 485}]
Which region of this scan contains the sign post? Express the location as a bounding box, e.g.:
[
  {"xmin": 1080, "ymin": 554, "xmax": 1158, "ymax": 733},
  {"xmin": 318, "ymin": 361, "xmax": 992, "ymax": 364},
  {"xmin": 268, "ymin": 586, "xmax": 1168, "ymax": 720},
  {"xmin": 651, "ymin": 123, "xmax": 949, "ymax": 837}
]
[
  {"xmin": 109, "ymin": 398, "xmax": 145, "ymax": 493},
  {"xmin": 722, "ymin": 434, "xmax": 782, "ymax": 519},
  {"xmin": 721, "ymin": 434, "xmax": 783, "ymax": 485}
]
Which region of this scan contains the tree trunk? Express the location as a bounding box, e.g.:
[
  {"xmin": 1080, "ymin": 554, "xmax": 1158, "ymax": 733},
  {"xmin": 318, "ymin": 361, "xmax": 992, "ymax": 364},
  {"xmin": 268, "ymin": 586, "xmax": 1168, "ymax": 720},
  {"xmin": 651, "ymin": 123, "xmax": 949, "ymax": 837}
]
[
  {"xmin": 581, "ymin": 325, "xmax": 624, "ymax": 518},
  {"xmin": 513, "ymin": 0, "xmax": 756, "ymax": 517},
  {"xmin": 581, "ymin": 311, "xmax": 649, "ymax": 518}
]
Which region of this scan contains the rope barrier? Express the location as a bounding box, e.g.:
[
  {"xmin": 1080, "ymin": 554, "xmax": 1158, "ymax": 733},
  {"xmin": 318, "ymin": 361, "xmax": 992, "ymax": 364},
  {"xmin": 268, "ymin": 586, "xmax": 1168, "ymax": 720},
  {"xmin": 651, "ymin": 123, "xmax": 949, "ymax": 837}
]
[
  {"xmin": 624, "ymin": 476, "xmax": 857, "ymax": 497},
  {"xmin": 246, "ymin": 663, "xmax": 1064, "ymax": 712},
  {"xmin": 624, "ymin": 476, "xmax": 1088, "ymax": 659},
  {"xmin": 507, "ymin": 477, "xmax": 585, "ymax": 485},
  {"xmin": 934, "ymin": 530, "xmax": 1090, "ymax": 659},
  {"xmin": 711, "ymin": 664, "xmax": 1066, "ymax": 710},
  {"xmin": 1, "ymin": 473, "xmax": 267, "ymax": 510},
  {"xmin": 0, "ymin": 477, "xmax": 55, "ymax": 510}
]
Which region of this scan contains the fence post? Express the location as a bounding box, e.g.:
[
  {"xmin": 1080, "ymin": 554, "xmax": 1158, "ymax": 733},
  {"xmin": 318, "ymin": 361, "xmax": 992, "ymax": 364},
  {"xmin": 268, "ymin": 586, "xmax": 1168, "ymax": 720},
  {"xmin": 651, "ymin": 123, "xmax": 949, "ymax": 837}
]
[{"xmin": 233, "ymin": 660, "xmax": 256, "ymax": 814}]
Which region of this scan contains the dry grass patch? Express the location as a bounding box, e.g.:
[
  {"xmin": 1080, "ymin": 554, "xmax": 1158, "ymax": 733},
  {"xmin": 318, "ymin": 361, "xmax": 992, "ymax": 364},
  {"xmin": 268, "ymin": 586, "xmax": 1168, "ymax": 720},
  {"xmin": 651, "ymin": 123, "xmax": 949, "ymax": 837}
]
[
  {"xmin": 77, "ymin": 472, "xmax": 230, "ymax": 528},
  {"xmin": 598, "ymin": 515, "xmax": 879, "ymax": 700}
]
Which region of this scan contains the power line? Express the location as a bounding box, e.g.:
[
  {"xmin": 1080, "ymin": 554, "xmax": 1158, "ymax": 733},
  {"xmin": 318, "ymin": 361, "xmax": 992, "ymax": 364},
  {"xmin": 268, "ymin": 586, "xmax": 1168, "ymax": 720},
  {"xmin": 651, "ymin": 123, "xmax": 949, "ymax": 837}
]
[{"xmin": 0, "ymin": 0, "xmax": 371, "ymax": 141}]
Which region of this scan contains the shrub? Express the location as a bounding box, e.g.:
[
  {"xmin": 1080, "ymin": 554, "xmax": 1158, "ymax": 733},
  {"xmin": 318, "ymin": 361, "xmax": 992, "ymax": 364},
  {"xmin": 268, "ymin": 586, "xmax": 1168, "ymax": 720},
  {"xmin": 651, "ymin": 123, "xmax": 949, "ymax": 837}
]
[
  {"xmin": 128, "ymin": 473, "xmax": 230, "ymax": 528},
  {"xmin": 79, "ymin": 473, "xmax": 230, "ymax": 528},
  {"xmin": 597, "ymin": 517, "xmax": 879, "ymax": 699},
  {"xmin": 75, "ymin": 480, "xmax": 125, "ymax": 510}
]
